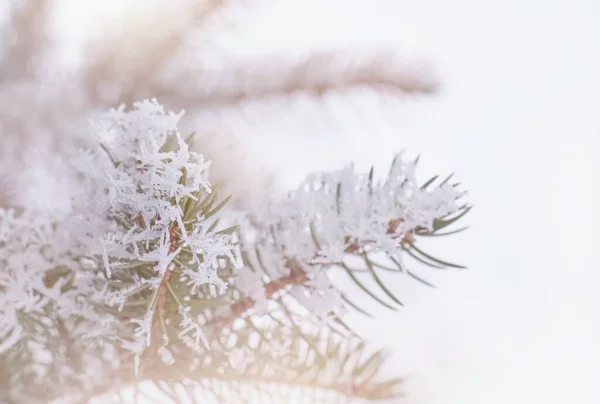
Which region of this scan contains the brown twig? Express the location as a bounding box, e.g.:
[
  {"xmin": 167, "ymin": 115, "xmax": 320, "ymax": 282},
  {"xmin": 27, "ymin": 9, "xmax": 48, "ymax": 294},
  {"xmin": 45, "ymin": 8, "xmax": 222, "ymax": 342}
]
[{"xmin": 210, "ymin": 261, "xmax": 309, "ymax": 329}]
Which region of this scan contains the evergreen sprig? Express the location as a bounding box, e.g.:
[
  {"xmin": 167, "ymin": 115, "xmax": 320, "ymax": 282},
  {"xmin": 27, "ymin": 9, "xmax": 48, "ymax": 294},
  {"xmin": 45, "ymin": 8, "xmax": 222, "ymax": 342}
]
[{"xmin": 0, "ymin": 100, "xmax": 469, "ymax": 404}]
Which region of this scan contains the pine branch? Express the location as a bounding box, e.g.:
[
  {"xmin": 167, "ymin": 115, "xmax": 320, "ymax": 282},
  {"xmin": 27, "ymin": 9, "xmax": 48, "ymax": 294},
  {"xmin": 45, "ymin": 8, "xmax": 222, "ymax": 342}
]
[
  {"xmin": 0, "ymin": 97, "xmax": 470, "ymax": 403},
  {"xmin": 226, "ymin": 158, "xmax": 468, "ymax": 324}
]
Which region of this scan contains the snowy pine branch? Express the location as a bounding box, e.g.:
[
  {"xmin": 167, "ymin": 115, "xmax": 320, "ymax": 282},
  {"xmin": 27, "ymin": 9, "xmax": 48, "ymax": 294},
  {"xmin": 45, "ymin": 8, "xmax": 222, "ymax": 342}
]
[
  {"xmin": 0, "ymin": 2, "xmax": 469, "ymax": 402},
  {"xmin": 0, "ymin": 96, "xmax": 468, "ymax": 403}
]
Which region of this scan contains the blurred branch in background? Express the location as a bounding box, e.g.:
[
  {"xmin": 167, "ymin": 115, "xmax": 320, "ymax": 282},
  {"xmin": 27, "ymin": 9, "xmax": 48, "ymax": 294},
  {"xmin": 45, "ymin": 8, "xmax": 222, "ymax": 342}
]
[{"xmin": 0, "ymin": 0, "xmax": 52, "ymax": 80}]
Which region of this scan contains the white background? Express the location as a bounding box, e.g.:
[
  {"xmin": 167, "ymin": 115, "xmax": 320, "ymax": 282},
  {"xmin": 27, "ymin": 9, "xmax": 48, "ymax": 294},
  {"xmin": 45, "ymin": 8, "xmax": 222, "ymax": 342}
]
[{"xmin": 54, "ymin": 1, "xmax": 600, "ymax": 403}]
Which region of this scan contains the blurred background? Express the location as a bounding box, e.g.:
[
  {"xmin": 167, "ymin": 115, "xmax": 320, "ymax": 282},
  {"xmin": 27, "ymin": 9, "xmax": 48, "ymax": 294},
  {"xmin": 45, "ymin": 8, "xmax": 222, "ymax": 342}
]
[{"xmin": 2, "ymin": 0, "xmax": 599, "ymax": 403}]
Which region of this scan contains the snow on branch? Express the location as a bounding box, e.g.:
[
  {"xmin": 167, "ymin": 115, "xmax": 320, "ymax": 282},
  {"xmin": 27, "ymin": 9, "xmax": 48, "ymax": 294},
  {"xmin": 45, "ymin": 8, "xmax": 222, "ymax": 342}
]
[
  {"xmin": 266, "ymin": 152, "xmax": 461, "ymax": 260},
  {"xmin": 225, "ymin": 153, "xmax": 465, "ymax": 326}
]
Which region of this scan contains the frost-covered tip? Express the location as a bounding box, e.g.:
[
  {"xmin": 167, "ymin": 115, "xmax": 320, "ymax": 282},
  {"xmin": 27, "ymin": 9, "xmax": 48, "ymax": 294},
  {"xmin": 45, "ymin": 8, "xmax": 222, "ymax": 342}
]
[
  {"xmin": 83, "ymin": 99, "xmax": 230, "ymax": 280},
  {"xmin": 238, "ymin": 154, "xmax": 463, "ymax": 319},
  {"xmin": 258, "ymin": 152, "xmax": 463, "ymax": 264}
]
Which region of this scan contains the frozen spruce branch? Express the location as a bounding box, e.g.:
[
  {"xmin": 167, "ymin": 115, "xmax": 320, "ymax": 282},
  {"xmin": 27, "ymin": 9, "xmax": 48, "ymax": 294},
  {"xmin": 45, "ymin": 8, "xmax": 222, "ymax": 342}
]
[
  {"xmin": 1, "ymin": 99, "xmax": 470, "ymax": 404},
  {"xmin": 190, "ymin": 149, "xmax": 469, "ymax": 403},
  {"xmin": 219, "ymin": 153, "xmax": 468, "ymax": 332}
]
